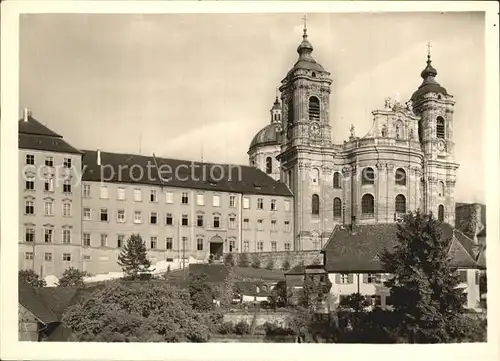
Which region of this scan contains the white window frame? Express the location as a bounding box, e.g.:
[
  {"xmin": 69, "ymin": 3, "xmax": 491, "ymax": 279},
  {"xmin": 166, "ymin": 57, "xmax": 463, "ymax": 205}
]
[
  {"xmin": 117, "ymin": 210, "xmax": 125, "ymax": 223},
  {"xmin": 62, "ymin": 229, "xmax": 71, "ymax": 244},
  {"xmin": 134, "ymin": 189, "xmax": 142, "ymax": 202},
  {"xmin": 229, "ymin": 195, "xmax": 236, "ymax": 208},
  {"xmin": 117, "ymin": 187, "xmax": 126, "ymax": 200},
  {"xmin": 243, "ymin": 197, "xmax": 250, "ymax": 209},
  {"xmin": 284, "ymin": 200, "xmax": 291, "ymax": 212},
  {"xmin": 62, "ymin": 202, "xmax": 71, "ymax": 217},
  {"xmin": 83, "ymin": 207, "xmax": 91, "ymax": 221},
  {"xmin": 83, "ymin": 233, "xmax": 91, "ymax": 246},
  {"xmin": 134, "ymin": 211, "xmax": 142, "ymax": 224},
  {"xmin": 165, "ymin": 191, "xmax": 174, "ymax": 204},
  {"xmin": 197, "ymin": 193, "xmax": 205, "ymax": 206},
  {"xmin": 83, "ymin": 184, "xmax": 91, "ymax": 198},
  {"xmin": 44, "ymin": 200, "xmax": 54, "ymax": 216},
  {"xmin": 213, "ymin": 195, "xmax": 221, "ymax": 207},
  {"xmin": 100, "ymin": 185, "xmax": 108, "ymax": 199},
  {"xmin": 150, "ymin": 189, "xmax": 157, "ymax": 202}
]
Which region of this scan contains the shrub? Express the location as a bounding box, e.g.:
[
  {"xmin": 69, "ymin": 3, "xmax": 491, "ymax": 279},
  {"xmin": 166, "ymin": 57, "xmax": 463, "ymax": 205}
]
[
  {"xmin": 282, "ymin": 258, "xmax": 291, "ymax": 271},
  {"xmin": 218, "ymin": 321, "xmax": 234, "ymax": 335},
  {"xmin": 224, "ymin": 253, "xmax": 235, "ymax": 267},
  {"xmin": 238, "ymin": 253, "xmax": 251, "ymax": 267},
  {"xmin": 263, "ymin": 322, "xmax": 295, "ymax": 336},
  {"xmin": 265, "ymin": 259, "xmax": 275, "ymax": 270},
  {"xmin": 251, "ymin": 255, "xmax": 261, "ymax": 269},
  {"xmin": 234, "ymin": 320, "xmax": 251, "ymax": 335}
]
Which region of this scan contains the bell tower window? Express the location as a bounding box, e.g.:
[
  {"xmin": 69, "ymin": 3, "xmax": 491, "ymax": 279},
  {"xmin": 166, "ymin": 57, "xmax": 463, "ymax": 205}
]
[
  {"xmin": 266, "ymin": 157, "xmax": 272, "ymax": 174},
  {"xmin": 308, "ymin": 96, "xmax": 320, "ymax": 121},
  {"xmin": 287, "ymin": 99, "xmax": 294, "ymax": 125},
  {"xmin": 312, "ymin": 194, "xmax": 320, "ymax": 215},
  {"xmin": 436, "ymin": 116, "xmax": 445, "ymax": 139}
]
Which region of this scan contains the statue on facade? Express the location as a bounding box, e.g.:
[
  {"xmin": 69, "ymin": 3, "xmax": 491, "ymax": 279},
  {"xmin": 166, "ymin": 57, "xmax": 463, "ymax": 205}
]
[
  {"xmin": 349, "ymin": 124, "xmax": 356, "ymax": 139},
  {"xmin": 384, "ymin": 97, "xmax": 393, "ymax": 110},
  {"xmin": 406, "ymin": 100, "xmax": 413, "ymax": 113}
]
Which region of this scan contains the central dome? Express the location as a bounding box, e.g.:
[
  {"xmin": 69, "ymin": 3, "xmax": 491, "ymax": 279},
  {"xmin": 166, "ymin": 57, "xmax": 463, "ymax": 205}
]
[{"xmin": 249, "ymin": 122, "xmax": 281, "ymax": 151}]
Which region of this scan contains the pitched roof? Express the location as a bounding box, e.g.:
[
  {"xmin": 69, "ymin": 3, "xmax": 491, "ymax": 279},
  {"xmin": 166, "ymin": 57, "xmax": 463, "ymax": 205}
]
[
  {"xmin": 81, "ymin": 150, "xmax": 293, "ymax": 197},
  {"xmin": 37, "ymin": 287, "xmax": 80, "ymax": 319},
  {"xmin": 322, "ymin": 222, "xmax": 481, "ymax": 273},
  {"xmin": 18, "ymin": 117, "xmax": 82, "ymax": 155},
  {"xmin": 18, "ymin": 281, "xmax": 58, "ymax": 324}
]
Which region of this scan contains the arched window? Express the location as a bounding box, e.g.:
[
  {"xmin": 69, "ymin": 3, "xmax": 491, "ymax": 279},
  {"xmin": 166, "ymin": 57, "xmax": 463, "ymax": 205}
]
[
  {"xmin": 333, "ymin": 172, "xmax": 341, "ymax": 189},
  {"xmin": 438, "ymin": 204, "xmax": 445, "ymax": 222},
  {"xmin": 396, "ymin": 121, "xmax": 404, "ymax": 139},
  {"xmin": 361, "ymin": 194, "xmax": 374, "ymax": 217},
  {"xmin": 287, "ymin": 99, "xmax": 294, "ymax": 125},
  {"xmin": 308, "ymin": 96, "xmax": 320, "ymax": 121},
  {"xmin": 265, "ymin": 157, "xmax": 272, "ymax": 174},
  {"xmin": 395, "ymin": 168, "xmax": 406, "ymax": 186},
  {"xmin": 312, "ymin": 72, "xmax": 316, "ymax": 78},
  {"xmin": 436, "ymin": 116, "xmax": 445, "ymax": 139},
  {"xmin": 362, "ymin": 167, "xmax": 375, "ymax": 185},
  {"xmin": 395, "ymin": 194, "xmax": 406, "ymax": 214},
  {"xmin": 381, "ymin": 124, "xmax": 387, "ymax": 137},
  {"xmin": 437, "ymin": 181, "xmax": 445, "ymax": 197},
  {"xmin": 333, "ymin": 198, "xmax": 342, "ymax": 218},
  {"xmin": 312, "ymin": 194, "xmax": 320, "ymax": 215}
]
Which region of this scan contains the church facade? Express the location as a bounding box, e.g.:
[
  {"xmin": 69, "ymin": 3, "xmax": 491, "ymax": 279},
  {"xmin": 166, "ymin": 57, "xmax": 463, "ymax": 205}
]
[{"xmin": 249, "ymin": 26, "xmax": 459, "ymax": 251}]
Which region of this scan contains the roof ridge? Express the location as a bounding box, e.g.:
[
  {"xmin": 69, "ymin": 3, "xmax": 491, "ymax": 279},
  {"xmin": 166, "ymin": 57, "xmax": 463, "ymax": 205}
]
[{"xmin": 448, "ymin": 236, "xmax": 478, "ymax": 266}]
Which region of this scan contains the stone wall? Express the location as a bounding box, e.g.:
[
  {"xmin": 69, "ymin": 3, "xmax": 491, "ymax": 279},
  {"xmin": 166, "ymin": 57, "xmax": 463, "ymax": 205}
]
[
  {"xmin": 223, "ymin": 311, "xmax": 292, "ymax": 328},
  {"xmin": 234, "ymin": 250, "xmax": 323, "ymax": 270}
]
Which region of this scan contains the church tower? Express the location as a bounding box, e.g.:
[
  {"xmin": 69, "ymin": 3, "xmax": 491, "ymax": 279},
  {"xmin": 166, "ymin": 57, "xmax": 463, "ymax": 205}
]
[
  {"xmin": 411, "ymin": 46, "xmax": 459, "ymax": 225},
  {"xmin": 277, "ymin": 18, "xmax": 335, "ymax": 251}
]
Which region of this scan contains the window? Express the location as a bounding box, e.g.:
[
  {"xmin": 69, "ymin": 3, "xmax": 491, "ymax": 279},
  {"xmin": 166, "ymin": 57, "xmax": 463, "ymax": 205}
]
[
  {"xmin": 117, "ymin": 210, "xmax": 125, "ymax": 223},
  {"xmin": 44, "ymin": 228, "xmax": 53, "ymax": 243},
  {"xmin": 26, "ymin": 154, "xmax": 34, "ymax": 165},
  {"xmin": 213, "ymin": 215, "xmax": 220, "ymax": 228},
  {"xmin": 150, "ymin": 212, "xmax": 158, "ymax": 224},
  {"xmin": 62, "ymin": 203, "xmax": 71, "ymax": 217},
  {"xmin": 458, "ymin": 270, "xmax": 467, "ymax": 283},
  {"xmin": 63, "ymin": 180, "xmax": 72, "ymax": 193},
  {"xmin": 284, "ymin": 221, "xmax": 291, "ymax": 232},
  {"xmin": 438, "ymin": 205, "xmax": 445, "ymax": 222},
  {"xmin": 366, "ymin": 273, "xmax": 378, "ymax": 284},
  {"xmin": 62, "ymin": 229, "xmax": 71, "ymax": 244},
  {"xmin": 45, "ymin": 157, "xmax": 54, "ymax": 167},
  {"xmin": 271, "ymin": 241, "xmax": 277, "ymax": 252},
  {"xmin": 243, "ymin": 218, "xmax": 250, "ymax": 230},
  {"xmin": 257, "ymin": 198, "xmax": 263, "ymax": 210},
  {"xmin": 308, "ymin": 96, "xmax": 320, "ymax": 121},
  {"xmin": 213, "ymin": 195, "xmax": 220, "ymax": 207},
  {"xmin": 134, "ymin": 211, "xmax": 142, "ymax": 223},
  {"xmin": 284, "ymin": 242, "xmax": 291, "ymax": 251},
  {"xmin": 381, "ymin": 124, "xmax": 387, "ymax": 137},
  {"xmin": 362, "ymin": 167, "xmax": 375, "ymax": 185},
  {"xmin": 436, "ymin": 116, "xmax": 445, "ymax": 139},
  {"xmin": 257, "ymin": 241, "xmax": 264, "ymax": 252},
  {"xmin": 243, "ymin": 241, "xmax": 249, "ymax": 252},
  {"xmin": 45, "ymin": 177, "xmax": 54, "ymax": 192},
  {"xmin": 134, "ymin": 189, "xmax": 142, "ymax": 202},
  {"xmin": 63, "ymin": 158, "xmax": 72, "ymax": 168},
  {"xmin": 196, "ymin": 214, "xmax": 204, "ymax": 227},
  {"xmin": 311, "ymin": 168, "xmax": 319, "ymax": 185},
  {"xmin": 83, "ymin": 184, "xmax": 91, "ymax": 198},
  {"xmin": 229, "ymin": 239, "xmax": 236, "ymax": 252},
  {"xmin": 100, "ymin": 234, "xmax": 107, "ymax": 247},
  {"xmin": 284, "ymin": 200, "xmax": 291, "ymax": 212},
  {"xmin": 44, "ymin": 200, "xmax": 54, "ymax": 216},
  {"xmin": 150, "ymin": 237, "xmax": 158, "ymax": 249},
  {"xmin": 437, "ymin": 181, "xmax": 445, "ymax": 197},
  {"xmin": 83, "ymin": 255, "xmax": 91, "ymax": 261},
  {"xmin": 229, "ymin": 195, "xmax": 236, "ymax": 208},
  {"xmin": 100, "ymin": 185, "xmax": 108, "ymax": 199},
  {"xmin": 270, "ymin": 199, "xmax": 277, "ymax": 211},
  {"xmin": 339, "ymin": 274, "xmax": 349, "ymax": 284},
  {"xmin": 100, "ymin": 208, "xmax": 108, "ymax": 222},
  {"xmin": 166, "ymin": 237, "xmax": 173, "ymax": 250},
  {"xmin": 25, "ymin": 176, "xmax": 35, "ymax": 190},
  {"xmin": 44, "ymin": 253, "xmax": 52, "ymax": 262},
  {"xmin": 229, "ymin": 217, "xmax": 236, "ymax": 229},
  {"xmin": 333, "ymin": 172, "xmax": 341, "ymax": 189},
  {"xmin": 257, "ymin": 219, "xmax": 264, "ymax": 231},
  {"xmin": 395, "ymin": 168, "xmax": 406, "ymax": 186},
  {"xmin": 475, "ymin": 271, "xmax": 480, "ymax": 285},
  {"xmin": 266, "ymin": 157, "xmax": 273, "ymax": 174},
  {"xmin": 370, "ymin": 295, "xmax": 382, "ymax": 307},
  {"xmin": 197, "ymin": 238, "xmax": 204, "ymax": 251},
  {"xmin": 165, "ymin": 213, "xmax": 173, "ymax": 225},
  {"xmin": 197, "ymin": 193, "xmax": 205, "ymax": 206},
  {"xmin": 312, "ymin": 194, "xmax": 320, "ymax": 215},
  {"xmin": 63, "ymin": 253, "xmax": 71, "ymax": 262},
  {"xmin": 181, "ymin": 192, "xmax": 189, "ymax": 204},
  {"xmin": 150, "ymin": 189, "xmax": 157, "ymax": 202},
  {"xmin": 117, "ymin": 235, "xmax": 124, "ymax": 248},
  {"xmin": 117, "ymin": 187, "xmax": 126, "ymax": 200},
  {"xmin": 243, "ymin": 197, "xmax": 250, "ymax": 209},
  {"xmin": 395, "ymin": 194, "xmax": 406, "ymax": 214},
  {"xmin": 83, "ymin": 233, "xmax": 91, "ymax": 246},
  {"xmin": 25, "ymin": 228, "xmax": 35, "ymax": 243},
  {"xmin": 361, "ymin": 194, "xmax": 375, "ymax": 217},
  {"xmin": 287, "ymin": 99, "xmax": 294, "ymax": 124},
  {"xmin": 267, "ymin": 219, "xmax": 276, "ymax": 232},
  {"xmin": 25, "ymin": 252, "xmax": 34, "ymax": 260},
  {"xmin": 182, "ymin": 214, "xmax": 189, "ymax": 226},
  {"xmin": 333, "ymin": 198, "xmax": 342, "ymax": 219},
  {"xmin": 165, "ymin": 191, "xmax": 173, "ymax": 204},
  {"xmin": 25, "ymin": 199, "xmax": 35, "ymax": 215}
]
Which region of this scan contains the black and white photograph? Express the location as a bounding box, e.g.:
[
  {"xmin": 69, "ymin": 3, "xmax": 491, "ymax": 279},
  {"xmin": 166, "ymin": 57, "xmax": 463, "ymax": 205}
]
[{"xmin": 1, "ymin": 1, "xmax": 499, "ymax": 360}]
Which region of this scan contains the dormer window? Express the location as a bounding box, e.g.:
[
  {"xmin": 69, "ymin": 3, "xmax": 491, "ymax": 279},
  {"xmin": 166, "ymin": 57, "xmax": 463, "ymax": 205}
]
[
  {"xmin": 311, "ymin": 72, "xmax": 316, "ymax": 78},
  {"xmin": 308, "ymin": 96, "xmax": 320, "ymax": 121},
  {"xmin": 266, "ymin": 157, "xmax": 272, "ymax": 174}
]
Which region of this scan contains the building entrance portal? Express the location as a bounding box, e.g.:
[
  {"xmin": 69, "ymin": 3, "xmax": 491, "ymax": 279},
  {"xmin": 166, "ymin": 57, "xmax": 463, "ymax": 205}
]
[{"xmin": 209, "ymin": 235, "xmax": 224, "ymax": 261}]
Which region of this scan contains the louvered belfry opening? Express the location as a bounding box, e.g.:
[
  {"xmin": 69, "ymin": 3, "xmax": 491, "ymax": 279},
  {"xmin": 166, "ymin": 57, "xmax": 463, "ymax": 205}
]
[{"xmin": 308, "ymin": 96, "xmax": 320, "ymax": 121}]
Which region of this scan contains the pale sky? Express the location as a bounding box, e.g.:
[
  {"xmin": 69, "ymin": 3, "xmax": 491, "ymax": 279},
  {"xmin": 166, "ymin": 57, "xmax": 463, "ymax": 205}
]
[{"xmin": 19, "ymin": 12, "xmax": 485, "ymax": 203}]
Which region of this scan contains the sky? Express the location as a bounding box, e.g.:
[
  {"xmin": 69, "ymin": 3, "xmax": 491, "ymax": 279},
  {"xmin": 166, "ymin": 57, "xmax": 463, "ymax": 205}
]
[{"xmin": 19, "ymin": 12, "xmax": 485, "ymax": 203}]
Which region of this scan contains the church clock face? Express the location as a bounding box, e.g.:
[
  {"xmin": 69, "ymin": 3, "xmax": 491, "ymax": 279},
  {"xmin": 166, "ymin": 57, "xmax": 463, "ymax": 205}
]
[
  {"xmin": 309, "ymin": 123, "xmax": 320, "ymax": 138},
  {"xmin": 437, "ymin": 139, "xmax": 446, "ymax": 152}
]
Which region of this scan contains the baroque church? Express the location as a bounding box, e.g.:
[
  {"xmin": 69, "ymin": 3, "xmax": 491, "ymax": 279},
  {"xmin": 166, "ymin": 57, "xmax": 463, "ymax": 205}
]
[{"xmin": 248, "ymin": 23, "xmax": 458, "ymax": 252}]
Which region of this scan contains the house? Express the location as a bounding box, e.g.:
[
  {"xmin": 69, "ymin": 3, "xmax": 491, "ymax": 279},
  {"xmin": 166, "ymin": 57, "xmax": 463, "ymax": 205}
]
[{"xmin": 320, "ymin": 222, "xmax": 483, "ymax": 310}]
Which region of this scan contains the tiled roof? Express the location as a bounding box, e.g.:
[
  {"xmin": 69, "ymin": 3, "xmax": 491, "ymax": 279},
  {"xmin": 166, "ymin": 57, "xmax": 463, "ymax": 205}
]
[
  {"xmin": 285, "ymin": 264, "xmax": 325, "ymax": 276},
  {"xmin": 18, "ymin": 117, "xmax": 82, "ymax": 155},
  {"xmin": 18, "ymin": 281, "xmax": 58, "ymax": 324},
  {"xmin": 37, "ymin": 287, "xmax": 80, "ymax": 319},
  {"xmin": 81, "ymin": 150, "xmax": 293, "ymax": 197},
  {"xmin": 322, "ymin": 223, "xmax": 481, "ymax": 273}
]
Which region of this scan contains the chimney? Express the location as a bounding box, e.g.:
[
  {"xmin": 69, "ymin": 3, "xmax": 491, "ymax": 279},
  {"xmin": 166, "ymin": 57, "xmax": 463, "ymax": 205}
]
[
  {"xmin": 23, "ymin": 107, "xmax": 30, "ymax": 122},
  {"xmin": 97, "ymin": 149, "xmax": 101, "ymax": 166}
]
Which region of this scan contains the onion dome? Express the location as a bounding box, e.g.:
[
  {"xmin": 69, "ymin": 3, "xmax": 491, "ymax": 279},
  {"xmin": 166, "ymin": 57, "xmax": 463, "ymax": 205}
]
[
  {"xmin": 411, "ymin": 54, "xmax": 448, "ymax": 100},
  {"xmin": 271, "ymin": 96, "xmax": 281, "ymax": 112}
]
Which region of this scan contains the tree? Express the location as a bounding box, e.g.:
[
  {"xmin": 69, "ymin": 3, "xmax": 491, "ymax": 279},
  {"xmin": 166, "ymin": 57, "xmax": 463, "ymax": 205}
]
[
  {"xmin": 282, "ymin": 258, "xmax": 291, "ymax": 271},
  {"xmin": 19, "ymin": 269, "xmax": 46, "ymax": 287},
  {"xmin": 188, "ymin": 273, "xmax": 214, "ymax": 311},
  {"xmin": 223, "ymin": 253, "xmax": 235, "ymax": 268},
  {"xmin": 57, "ymin": 267, "xmax": 90, "ymax": 288},
  {"xmin": 117, "ymin": 234, "xmax": 154, "ymax": 279},
  {"xmin": 220, "ymin": 268, "xmax": 236, "ymax": 308},
  {"xmin": 380, "ymin": 211, "xmax": 468, "ymax": 343},
  {"xmin": 251, "ymin": 255, "xmax": 261, "ymax": 269},
  {"xmin": 238, "ymin": 253, "xmax": 250, "ymax": 267},
  {"xmin": 268, "ymin": 280, "xmax": 287, "ymax": 309},
  {"xmin": 62, "ymin": 282, "xmax": 213, "ymax": 342},
  {"xmin": 265, "ymin": 259, "xmax": 275, "ymax": 270}
]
